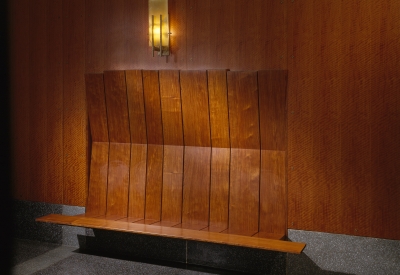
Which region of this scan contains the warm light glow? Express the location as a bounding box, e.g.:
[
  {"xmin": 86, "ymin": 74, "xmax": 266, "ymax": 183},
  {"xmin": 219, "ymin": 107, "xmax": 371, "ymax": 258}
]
[{"xmin": 149, "ymin": 0, "xmax": 170, "ymax": 56}]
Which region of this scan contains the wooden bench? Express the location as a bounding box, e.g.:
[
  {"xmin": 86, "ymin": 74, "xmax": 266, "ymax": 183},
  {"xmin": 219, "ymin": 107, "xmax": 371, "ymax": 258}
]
[{"xmin": 37, "ymin": 69, "xmax": 305, "ymax": 254}]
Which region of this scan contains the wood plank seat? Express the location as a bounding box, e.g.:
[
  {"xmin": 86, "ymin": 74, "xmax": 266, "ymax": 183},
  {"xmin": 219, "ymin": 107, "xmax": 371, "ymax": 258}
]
[{"xmin": 36, "ymin": 69, "xmax": 306, "ymax": 254}]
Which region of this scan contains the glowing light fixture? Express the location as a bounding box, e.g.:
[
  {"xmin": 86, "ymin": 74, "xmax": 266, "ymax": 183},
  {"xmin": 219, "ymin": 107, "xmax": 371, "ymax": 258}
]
[{"xmin": 149, "ymin": 0, "xmax": 170, "ymax": 56}]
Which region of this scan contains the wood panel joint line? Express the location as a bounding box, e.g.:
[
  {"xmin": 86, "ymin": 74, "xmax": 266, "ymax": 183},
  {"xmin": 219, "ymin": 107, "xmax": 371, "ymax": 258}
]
[
  {"xmin": 206, "ymin": 71, "xmax": 212, "ymax": 227},
  {"xmin": 124, "ymin": 71, "xmax": 133, "ymax": 217},
  {"xmin": 256, "ymin": 71, "xmax": 262, "ymax": 232}
]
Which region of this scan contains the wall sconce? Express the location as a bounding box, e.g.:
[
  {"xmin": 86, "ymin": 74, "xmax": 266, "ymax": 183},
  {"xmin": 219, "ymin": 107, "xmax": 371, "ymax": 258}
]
[{"xmin": 149, "ymin": 0, "xmax": 170, "ymax": 56}]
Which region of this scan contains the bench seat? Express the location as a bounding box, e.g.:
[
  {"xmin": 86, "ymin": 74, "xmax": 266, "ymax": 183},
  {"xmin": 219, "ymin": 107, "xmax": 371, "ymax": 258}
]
[{"xmin": 36, "ymin": 214, "xmax": 305, "ymax": 254}]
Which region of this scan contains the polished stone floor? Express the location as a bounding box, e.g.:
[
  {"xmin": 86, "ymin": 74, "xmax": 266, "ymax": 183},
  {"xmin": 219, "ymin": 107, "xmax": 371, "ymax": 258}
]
[{"xmin": 12, "ymin": 239, "xmax": 245, "ymax": 275}]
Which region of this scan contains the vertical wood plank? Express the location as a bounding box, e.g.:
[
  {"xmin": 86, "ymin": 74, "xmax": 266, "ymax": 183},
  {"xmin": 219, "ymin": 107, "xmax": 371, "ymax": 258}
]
[
  {"xmin": 144, "ymin": 144, "xmax": 163, "ymax": 222},
  {"xmin": 127, "ymin": 144, "xmax": 147, "ymax": 221},
  {"xmin": 208, "ymin": 70, "xmax": 230, "ymax": 148},
  {"xmin": 181, "ymin": 146, "xmax": 211, "ymax": 230},
  {"xmin": 158, "ymin": 70, "xmax": 184, "ymax": 226},
  {"xmin": 287, "ymin": 0, "xmax": 314, "ymax": 231},
  {"xmin": 258, "ymin": 70, "xmax": 287, "ymax": 151},
  {"xmin": 208, "ymin": 147, "xmax": 230, "ymax": 232},
  {"xmin": 86, "ymin": 142, "xmax": 109, "ymax": 216},
  {"xmin": 227, "ymin": 71, "xmax": 260, "ymax": 149},
  {"xmin": 180, "ymin": 70, "xmax": 211, "ymax": 147},
  {"xmin": 9, "ymin": 0, "xmax": 31, "ymax": 201},
  {"xmin": 159, "ymin": 145, "xmax": 184, "ymax": 225},
  {"xmin": 159, "ymin": 70, "xmax": 183, "ymax": 146},
  {"xmin": 106, "ymin": 143, "xmax": 131, "ymax": 218},
  {"xmin": 143, "ymin": 70, "xmax": 163, "ymax": 145},
  {"xmin": 126, "ymin": 70, "xmax": 147, "ymax": 144},
  {"xmin": 229, "ymin": 148, "xmax": 260, "ymax": 236},
  {"xmin": 85, "ymin": 0, "xmax": 104, "ymax": 73},
  {"xmin": 370, "ymin": 0, "xmax": 400, "ymax": 240},
  {"xmin": 227, "ymin": 70, "xmax": 260, "ymax": 235},
  {"xmin": 85, "ymin": 74, "xmax": 109, "ymax": 142},
  {"xmin": 340, "ymin": 0, "xmax": 371, "ymax": 236},
  {"xmin": 63, "ymin": 0, "xmax": 87, "ymax": 206},
  {"xmin": 104, "ymin": 70, "xmax": 130, "ymax": 143},
  {"xmin": 259, "ymin": 150, "xmax": 286, "ymax": 236},
  {"xmin": 29, "ymin": 0, "xmax": 47, "ymax": 202},
  {"xmin": 46, "ymin": 0, "xmax": 63, "ymax": 204}
]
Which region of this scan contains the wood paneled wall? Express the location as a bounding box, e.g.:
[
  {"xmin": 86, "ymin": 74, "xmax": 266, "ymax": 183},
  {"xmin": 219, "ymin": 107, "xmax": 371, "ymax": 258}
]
[
  {"xmin": 287, "ymin": 1, "xmax": 400, "ymax": 240},
  {"xmin": 9, "ymin": 0, "xmax": 400, "ymax": 240}
]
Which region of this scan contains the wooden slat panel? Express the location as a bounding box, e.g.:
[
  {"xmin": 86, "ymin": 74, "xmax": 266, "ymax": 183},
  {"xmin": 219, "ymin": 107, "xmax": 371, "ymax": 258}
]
[
  {"xmin": 229, "ymin": 148, "xmax": 260, "ymax": 236},
  {"xmin": 86, "ymin": 142, "xmax": 109, "ymax": 216},
  {"xmin": 85, "ymin": 74, "xmax": 109, "ymax": 142},
  {"xmin": 145, "ymin": 144, "xmax": 163, "ymax": 221},
  {"xmin": 208, "ymin": 70, "xmax": 230, "ymax": 148},
  {"xmin": 182, "ymin": 146, "xmax": 211, "ymax": 228},
  {"xmin": 227, "ymin": 71, "xmax": 260, "ymax": 149},
  {"xmin": 161, "ymin": 145, "xmax": 184, "ymax": 223},
  {"xmin": 29, "ymin": 0, "xmax": 47, "ymax": 202},
  {"xmin": 159, "ymin": 70, "xmax": 183, "ymax": 146},
  {"xmin": 259, "ymin": 150, "xmax": 286, "ymax": 236},
  {"xmin": 126, "ymin": 70, "xmax": 147, "ymax": 144},
  {"xmin": 106, "ymin": 143, "xmax": 130, "ymax": 218},
  {"xmin": 128, "ymin": 144, "xmax": 147, "ymax": 220},
  {"xmin": 258, "ymin": 70, "xmax": 287, "ymax": 151},
  {"xmin": 209, "ymin": 147, "xmax": 230, "ymax": 232},
  {"xmin": 62, "ymin": 0, "xmax": 87, "ymax": 206},
  {"xmin": 143, "ymin": 70, "xmax": 163, "ymax": 145},
  {"xmin": 180, "ymin": 71, "xmax": 211, "ymax": 147},
  {"xmin": 46, "ymin": 0, "xmax": 63, "ymax": 204},
  {"xmin": 104, "ymin": 70, "xmax": 130, "ymax": 143},
  {"xmin": 85, "ymin": 0, "xmax": 104, "ymax": 73}
]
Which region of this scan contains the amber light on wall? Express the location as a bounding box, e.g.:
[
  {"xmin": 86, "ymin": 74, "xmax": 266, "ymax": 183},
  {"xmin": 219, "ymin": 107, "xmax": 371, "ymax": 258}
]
[{"xmin": 149, "ymin": 0, "xmax": 170, "ymax": 56}]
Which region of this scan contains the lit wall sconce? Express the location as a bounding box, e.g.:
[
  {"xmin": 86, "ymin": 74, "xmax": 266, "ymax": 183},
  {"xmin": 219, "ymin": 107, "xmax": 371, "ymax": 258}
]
[{"xmin": 149, "ymin": 0, "xmax": 170, "ymax": 56}]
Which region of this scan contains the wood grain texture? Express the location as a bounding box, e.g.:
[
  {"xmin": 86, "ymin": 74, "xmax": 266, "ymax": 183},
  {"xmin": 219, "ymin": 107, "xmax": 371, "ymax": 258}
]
[
  {"xmin": 287, "ymin": 0, "xmax": 400, "ymax": 240},
  {"xmin": 260, "ymin": 150, "xmax": 286, "ymax": 236},
  {"xmin": 161, "ymin": 145, "xmax": 184, "ymax": 223},
  {"xmin": 29, "ymin": 0, "xmax": 47, "ymax": 203},
  {"xmin": 128, "ymin": 144, "xmax": 147, "ymax": 219},
  {"xmin": 106, "ymin": 143, "xmax": 131, "ymax": 218},
  {"xmin": 85, "ymin": 74, "xmax": 109, "ymax": 142},
  {"xmin": 143, "ymin": 70, "xmax": 163, "ymax": 145},
  {"xmin": 159, "ymin": 70, "xmax": 183, "ymax": 146},
  {"xmin": 209, "ymin": 147, "xmax": 230, "ymax": 232},
  {"xmin": 104, "ymin": 71, "xmax": 130, "ymax": 143},
  {"xmin": 62, "ymin": 0, "xmax": 87, "ymax": 206},
  {"xmin": 145, "ymin": 144, "xmax": 163, "ymax": 221},
  {"xmin": 182, "ymin": 146, "xmax": 211, "ymax": 228},
  {"xmin": 10, "ymin": 0, "xmax": 31, "ymax": 201},
  {"xmin": 86, "ymin": 142, "xmax": 109, "ymax": 216},
  {"xmin": 104, "ymin": 0, "xmax": 126, "ymax": 70},
  {"xmin": 229, "ymin": 149, "xmax": 260, "ymax": 236},
  {"xmin": 228, "ymin": 71, "xmax": 260, "ymax": 149},
  {"xmin": 180, "ymin": 70, "xmax": 211, "ymax": 147},
  {"xmin": 46, "ymin": 0, "xmax": 63, "ymax": 204},
  {"xmin": 258, "ymin": 70, "xmax": 287, "ymax": 151},
  {"xmin": 208, "ymin": 70, "xmax": 230, "ymax": 148},
  {"xmin": 126, "ymin": 70, "xmax": 147, "ymax": 144},
  {"xmin": 85, "ymin": 0, "xmax": 104, "ymax": 73}
]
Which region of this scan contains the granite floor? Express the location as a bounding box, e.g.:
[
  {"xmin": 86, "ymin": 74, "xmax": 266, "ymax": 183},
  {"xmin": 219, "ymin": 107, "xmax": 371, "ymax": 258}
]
[{"xmin": 11, "ymin": 239, "xmax": 246, "ymax": 275}]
